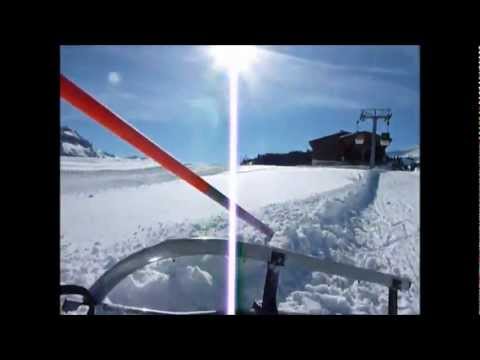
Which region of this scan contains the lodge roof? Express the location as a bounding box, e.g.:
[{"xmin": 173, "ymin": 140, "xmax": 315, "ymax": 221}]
[
  {"xmin": 339, "ymin": 131, "xmax": 381, "ymax": 139},
  {"xmin": 309, "ymin": 130, "xmax": 350, "ymax": 144}
]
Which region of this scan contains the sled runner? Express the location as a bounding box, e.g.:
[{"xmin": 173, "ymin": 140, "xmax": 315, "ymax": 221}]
[{"xmin": 61, "ymin": 238, "xmax": 411, "ymax": 315}]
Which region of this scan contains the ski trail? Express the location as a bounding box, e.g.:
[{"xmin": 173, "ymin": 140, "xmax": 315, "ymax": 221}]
[{"xmin": 276, "ymin": 170, "xmax": 419, "ymax": 314}]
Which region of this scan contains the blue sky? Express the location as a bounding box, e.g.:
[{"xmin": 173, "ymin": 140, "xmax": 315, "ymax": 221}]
[{"xmin": 61, "ymin": 45, "xmax": 419, "ymax": 165}]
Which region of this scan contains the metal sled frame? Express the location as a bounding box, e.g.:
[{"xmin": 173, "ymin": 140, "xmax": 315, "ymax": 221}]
[{"xmin": 62, "ymin": 237, "xmax": 410, "ymax": 315}]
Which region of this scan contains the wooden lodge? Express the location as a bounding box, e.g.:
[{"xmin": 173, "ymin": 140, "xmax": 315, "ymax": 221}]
[{"xmin": 309, "ymin": 130, "xmax": 390, "ymax": 166}]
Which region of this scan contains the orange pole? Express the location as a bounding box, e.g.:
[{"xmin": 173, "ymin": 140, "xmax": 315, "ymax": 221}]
[
  {"xmin": 60, "ymin": 74, "xmax": 274, "ymax": 239},
  {"xmin": 60, "ymin": 74, "xmax": 210, "ymax": 194}
]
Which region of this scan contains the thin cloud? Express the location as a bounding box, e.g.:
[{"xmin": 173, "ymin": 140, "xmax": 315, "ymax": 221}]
[
  {"xmin": 240, "ymin": 47, "xmax": 418, "ymax": 113},
  {"xmin": 260, "ymin": 46, "xmax": 412, "ymax": 76},
  {"xmin": 294, "ymin": 94, "xmax": 362, "ymax": 110}
]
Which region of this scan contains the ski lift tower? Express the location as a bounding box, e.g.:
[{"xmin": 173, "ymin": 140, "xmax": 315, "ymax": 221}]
[{"xmin": 359, "ymin": 109, "xmax": 392, "ymax": 168}]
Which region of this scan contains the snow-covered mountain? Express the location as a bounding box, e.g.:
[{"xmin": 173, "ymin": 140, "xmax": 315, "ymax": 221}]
[
  {"xmin": 61, "ymin": 126, "xmax": 115, "ymax": 158},
  {"xmin": 388, "ymin": 145, "xmax": 420, "ymax": 160}
]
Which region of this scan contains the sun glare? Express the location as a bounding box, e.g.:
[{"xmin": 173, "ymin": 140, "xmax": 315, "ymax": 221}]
[
  {"xmin": 209, "ymin": 45, "xmax": 258, "ymax": 73},
  {"xmin": 208, "ymin": 45, "xmax": 259, "ymax": 315}
]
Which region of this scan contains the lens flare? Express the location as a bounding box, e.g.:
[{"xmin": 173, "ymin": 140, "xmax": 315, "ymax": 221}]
[
  {"xmin": 209, "ymin": 45, "xmax": 258, "ymax": 315},
  {"xmin": 227, "ymin": 68, "xmax": 238, "ymax": 315}
]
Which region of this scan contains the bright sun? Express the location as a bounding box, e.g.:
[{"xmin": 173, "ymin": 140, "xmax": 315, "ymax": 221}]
[{"xmin": 209, "ymin": 45, "xmax": 258, "ymax": 73}]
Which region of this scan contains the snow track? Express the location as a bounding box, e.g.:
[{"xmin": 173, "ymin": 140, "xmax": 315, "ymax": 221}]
[
  {"xmin": 272, "ymin": 171, "xmax": 419, "ymax": 314},
  {"xmin": 61, "ymin": 165, "xmax": 419, "ymax": 314}
]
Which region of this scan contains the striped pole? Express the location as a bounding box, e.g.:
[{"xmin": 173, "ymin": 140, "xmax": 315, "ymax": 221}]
[{"xmin": 60, "ymin": 74, "xmax": 274, "ymax": 239}]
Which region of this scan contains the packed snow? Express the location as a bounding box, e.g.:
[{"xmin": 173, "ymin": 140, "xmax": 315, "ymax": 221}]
[{"xmin": 61, "ymin": 159, "xmax": 419, "ymax": 315}]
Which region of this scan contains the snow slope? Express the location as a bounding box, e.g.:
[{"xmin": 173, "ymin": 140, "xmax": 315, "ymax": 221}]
[
  {"xmin": 61, "ymin": 162, "xmax": 419, "ymax": 315},
  {"xmin": 61, "ymin": 157, "xmax": 226, "ymax": 194},
  {"xmin": 61, "ymin": 165, "xmax": 357, "ymax": 247},
  {"xmin": 61, "ymin": 156, "xmax": 158, "ymax": 171}
]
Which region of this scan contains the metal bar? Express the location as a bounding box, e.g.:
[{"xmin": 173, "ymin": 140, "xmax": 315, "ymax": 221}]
[
  {"xmin": 255, "ymin": 265, "xmax": 280, "ymax": 314},
  {"xmin": 260, "ymin": 267, "xmax": 280, "ymax": 314},
  {"xmin": 388, "ymin": 287, "xmax": 398, "ymax": 315},
  {"xmin": 388, "ymin": 278, "xmax": 401, "ymax": 315},
  {"xmin": 258, "ymin": 252, "xmax": 285, "ymax": 314},
  {"xmin": 370, "ymin": 116, "xmax": 378, "ymax": 168},
  {"xmin": 89, "ymin": 238, "xmax": 411, "ymax": 304},
  {"xmin": 60, "ymin": 74, "xmax": 273, "ymax": 239},
  {"xmin": 89, "ymin": 238, "xmax": 230, "ymax": 303}
]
